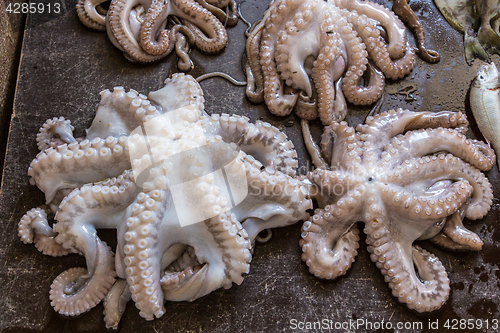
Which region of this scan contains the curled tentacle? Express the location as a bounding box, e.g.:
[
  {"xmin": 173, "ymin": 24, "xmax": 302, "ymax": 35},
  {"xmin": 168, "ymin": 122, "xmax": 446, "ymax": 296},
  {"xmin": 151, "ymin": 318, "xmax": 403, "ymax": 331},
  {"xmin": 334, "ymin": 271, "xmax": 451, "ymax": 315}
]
[
  {"xmin": 174, "ymin": 32, "xmax": 193, "ymax": 71},
  {"xmin": 177, "ymin": 0, "xmax": 228, "ymax": 54},
  {"xmin": 381, "ymin": 154, "xmax": 493, "ymax": 220},
  {"xmin": 18, "ymin": 207, "xmax": 72, "ymax": 256},
  {"xmin": 295, "ymin": 93, "xmax": 319, "ymax": 120},
  {"xmin": 382, "ymin": 128, "xmax": 496, "ymax": 171},
  {"xmin": 139, "ymin": 0, "xmax": 172, "ymax": 55},
  {"xmin": 36, "ymin": 117, "xmax": 76, "ymax": 151},
  {"xmin": 430, "ymin": 211, "xmax": 483, "ymax": 251},
  {"xmin": 108, "ymin": 0, "xmax": 169, "ymax": 63},
  {"xmin": 49, "ymin": 240, "xmax": 117, "ymax": 316},
  {"xmin": 77, "ymin": 0, "xmax": 109, "ymax": 31},
  {"xmin": 336, "ymin": 0, "xmax": 408, "ymax": 59},
  {"xmin": 365, "ymin": 211, "xmax": 450, "ymax": 312},
  {"xmin": 347, "ymin": 13, "xmax": 415, "ymax": 80},
  {"xmin": 392, "ymin": 0, "xmax": 440, "ymax": 63},
  {"xmin": 300, "ymin": 198, "xmax": 362, "ymax": 279}
]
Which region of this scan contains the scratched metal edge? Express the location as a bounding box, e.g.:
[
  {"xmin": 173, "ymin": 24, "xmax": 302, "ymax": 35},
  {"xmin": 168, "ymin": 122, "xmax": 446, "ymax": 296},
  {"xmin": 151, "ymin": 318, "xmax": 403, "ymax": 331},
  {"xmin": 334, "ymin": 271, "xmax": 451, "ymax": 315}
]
[{"xmin": 0, "ymin": 0, "xmax": 498, "ymax": 332}]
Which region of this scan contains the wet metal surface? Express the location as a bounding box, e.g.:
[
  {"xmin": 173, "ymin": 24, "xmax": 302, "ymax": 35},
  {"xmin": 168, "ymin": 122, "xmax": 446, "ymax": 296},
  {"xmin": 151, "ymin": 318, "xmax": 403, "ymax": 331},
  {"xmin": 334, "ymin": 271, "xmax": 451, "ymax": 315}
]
[{"xmin": 0, "ymin": 0, "xmax": 499, "ymax": 332}]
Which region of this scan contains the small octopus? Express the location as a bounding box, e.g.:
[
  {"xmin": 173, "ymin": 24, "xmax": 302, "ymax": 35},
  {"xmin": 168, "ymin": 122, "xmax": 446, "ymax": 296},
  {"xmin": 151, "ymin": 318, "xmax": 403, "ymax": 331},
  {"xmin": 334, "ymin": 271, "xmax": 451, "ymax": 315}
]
[
  {"xmin": 300, "ymin": 109, "xmax": 494, "ymax": 312},
  {"xmin": 76, "ymin": 0, "xmax": 237, "ymax": 69}
]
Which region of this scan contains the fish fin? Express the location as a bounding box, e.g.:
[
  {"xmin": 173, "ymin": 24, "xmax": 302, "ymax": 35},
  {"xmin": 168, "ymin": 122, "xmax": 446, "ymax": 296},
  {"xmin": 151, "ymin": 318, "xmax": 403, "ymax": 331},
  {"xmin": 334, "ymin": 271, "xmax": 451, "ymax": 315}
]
[{"xmin": 464, "ymin": 31, "xmax": 490, "ymax": 65}]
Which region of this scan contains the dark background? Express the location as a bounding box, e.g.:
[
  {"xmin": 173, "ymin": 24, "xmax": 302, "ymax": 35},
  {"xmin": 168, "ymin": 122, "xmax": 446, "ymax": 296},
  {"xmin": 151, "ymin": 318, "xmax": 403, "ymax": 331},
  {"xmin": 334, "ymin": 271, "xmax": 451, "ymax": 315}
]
[{"xmin": 0, "ymin": 0, "xmax": 498, "ymax": 332}]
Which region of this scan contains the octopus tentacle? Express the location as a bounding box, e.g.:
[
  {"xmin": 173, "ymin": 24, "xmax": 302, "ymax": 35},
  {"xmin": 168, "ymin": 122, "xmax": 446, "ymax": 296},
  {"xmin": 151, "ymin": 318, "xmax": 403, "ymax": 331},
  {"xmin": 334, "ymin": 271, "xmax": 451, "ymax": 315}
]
[
  {"xmin": 177, "ymin": 0, "xmax": 228, "ymax": 54},
  {"xmin": 382, "ymin": 154, "xmax": 493, "ymax": 220},
  {"xmin": 358, "ymin": 110, "xmax": 469, "ymax": 149},
  {"xmin": 311, "ymin": 12, "xmax": 345, "ymax": 124},
  {"xmin": 18, "ymin": 207, "xmax": 72, "ymax": 257},
  {"xmin": 49, "ymin": 240, "xmax": 117, "ymax": 317},
  {"xmin": 77, "ymin": 0, "xmax": 108, "ymax": 31},
  {"xmin": 174, "ymin": 32, "xmax": 193, "ymax": 71},
  {"xmin": 380, "ymin": 179, "xmax": 474, "ymax": 222},
  {"xmin": 139, "ymin": 0, "xmax": 173, "ymax": 55},
  {"xmin": 336, "ymin": 0, "xmax": 407, "ymax": 59},
  {"xmin": 200, "ymin": 113, "xmax": 298, "ymax": 176},
  {"xmin": 383, "ymin": 128, "xmax": 496, "ymax": 171},
  {"xmin": 432, "ymin": 211, "xmax": 483, "ymax": 251},
  {"xmin": 300, "ymin": 195, "xmax": 362, "ymax": 279},
  {"xmin": 260, "ymin": 0, "xmax": 305, "ymax": 116},
  {"xmin": 244, "ymin": 19, "xmax": 265, "ymax": 103},
  {"xmin": 29, "ymin": 135, "xmax": 130, "ymax": 204},
  {"xmin": 108, "ymin": 0, "xmax": 168, "ymax": 62},
  {"xmin": 302, "ymin": 119, "xmax": 328, "ymax": 169},
  {"xmin": 347, "ymin": 11, "xmax": 415, "ymax": 80},
  {"xmin": 103, "ymin": 279, "xmax": 132, "ymax": 330},
  {"xmin": 308, "ymin": 169, "xmax": 361, "ymax": 202},
  {"xmin": 392, "ymin": 0, "xmax": 440, "ymax": 63},
  {"xmin": 36, "ymin": 117, "xmax": 76, "ymax": 151},
  {"xmin": 336, "ymin": 10, "xmax": 384, "ymax": 106},
  {"xmin": 365, "ymin": 211, "xmax": 450, "ymax": 312},
  {"xmin": 320, "ymin": 121, "xmax": 361, "ymax": 169}
]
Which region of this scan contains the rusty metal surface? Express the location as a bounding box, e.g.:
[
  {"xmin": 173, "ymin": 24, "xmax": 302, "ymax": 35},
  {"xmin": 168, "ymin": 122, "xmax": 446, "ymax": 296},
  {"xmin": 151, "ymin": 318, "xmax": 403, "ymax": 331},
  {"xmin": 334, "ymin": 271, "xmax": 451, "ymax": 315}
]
[{"xmin": 0, "ymin": 0, "xmax": 498, "ymax": 332}]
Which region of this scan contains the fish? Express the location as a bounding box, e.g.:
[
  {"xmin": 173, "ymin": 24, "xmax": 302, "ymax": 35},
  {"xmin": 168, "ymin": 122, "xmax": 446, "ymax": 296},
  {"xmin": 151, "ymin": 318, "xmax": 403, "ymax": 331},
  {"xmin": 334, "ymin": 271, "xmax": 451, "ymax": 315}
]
[
  {"xmin": 433, "ymin": 0, "xmax": 500, "ymax": 64},
  {"xmin": 470, "ymin": 61, "xmax": 500, "ymax": 165}
]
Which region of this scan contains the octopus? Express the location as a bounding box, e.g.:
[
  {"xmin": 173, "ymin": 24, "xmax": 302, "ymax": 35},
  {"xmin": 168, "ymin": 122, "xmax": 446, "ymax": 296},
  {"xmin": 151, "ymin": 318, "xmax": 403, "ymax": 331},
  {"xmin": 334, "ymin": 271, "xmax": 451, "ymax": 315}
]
[
  {"xmin": 300, "ymin": 109, "xmax": 495, "ymax": 312},
  {"xmin": 245, "ymin": 0, "xmax": 417, "ymax": 126},
  {"xmin": 76, "ymin": 0, "xmax": 237, "ymax": 70},
  {"xmin": 17, "ymin": 73, "xmax": 312, "ymax": 328}
]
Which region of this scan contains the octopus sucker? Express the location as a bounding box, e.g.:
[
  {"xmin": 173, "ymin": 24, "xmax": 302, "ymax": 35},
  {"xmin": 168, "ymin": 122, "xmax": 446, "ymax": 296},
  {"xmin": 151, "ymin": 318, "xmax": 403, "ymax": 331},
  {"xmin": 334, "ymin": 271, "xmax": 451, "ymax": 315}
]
[
  {"xmin": 301, "ymin": 109, "xmax": 494, "ymax": 312},
  {"xmin": 20, "ymin": 73, "xmax": 311, "ymax": 326},
  {"xmin": 245, "ymin": 0, "xmax": 417, "ymax": 124}
]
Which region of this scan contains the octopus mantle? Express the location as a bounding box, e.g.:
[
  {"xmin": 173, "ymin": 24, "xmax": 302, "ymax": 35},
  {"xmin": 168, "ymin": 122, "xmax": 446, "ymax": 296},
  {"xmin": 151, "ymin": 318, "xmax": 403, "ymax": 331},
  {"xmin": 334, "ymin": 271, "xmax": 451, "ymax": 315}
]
[{"xmin": 18, "ymin": 73, "xmax": 311, "ymax": 328}]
